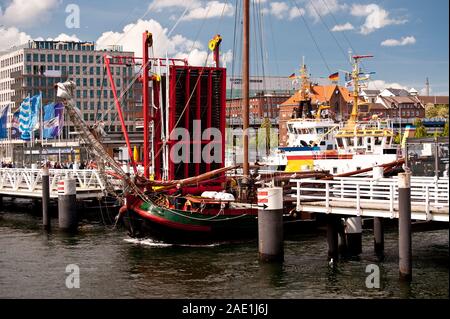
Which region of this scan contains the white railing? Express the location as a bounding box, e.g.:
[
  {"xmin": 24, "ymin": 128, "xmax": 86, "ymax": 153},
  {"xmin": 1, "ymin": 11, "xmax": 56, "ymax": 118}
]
[
  {"xmin": 291, "ymin": 176, "xmax": 449, "ymax": 222},
  {"xmin": 0, "ymin": 168, "xmax": 109, "ymax": 198}
]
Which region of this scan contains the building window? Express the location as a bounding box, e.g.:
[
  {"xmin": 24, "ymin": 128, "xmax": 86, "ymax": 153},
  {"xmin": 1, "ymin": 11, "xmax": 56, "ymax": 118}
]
[
  {"xmin": 83, "ymin": 90, "xmax": 87, "ymax": 98},
  {"xmin": 90, "ymin": 78, "xmax": 94, "ymax": 86},
  {"xmin": 76, "ymin": 79, "xmax": 81, "ymax": 86},
  {"xmin": 40, "ymin": 54, "xmax": 45, "ymax": 62},
  {"xmin": 82, "ymin": 55, "xmax": 88, "ymax": 63},
  {"xmin": 33, "ymin": 54, "xmax": 39, "ymax": 62},
  {"xmin": 76, "ymin": 90, "xmax": 81, "ymax": 98},
  {"xmin": 89, "ymin": 67, "xmax": 94, "ymax": 75},
  {"xmin": 83, "ymin": 78, "xmax": 87, "ymax": 86},
  {"xmin": 76, "ymin": 66, "xmax": 80, "ymax": 74},
  {"xmin": 54, "ymin": 54, "xmax": 59, "ymax": 63},
  {"xmin": 61, "ymin": 55, "xmax": 66, "ymax": 63},
  {"xmin": 75, "ymin": 55, "xmax": 80, "ymax": 63},
  {"xmin": 69, "ymin": 55, "xmax": 74, "ymax": 63},
  {"xmin": 26, "ymin": 54, "xmax": 32, "ymax": 62},
  {"xmin": 69, "ymin": 66, "xmax": 73, "ymax": 74},
  {"xmin": 96, "ymin": 67, "xmax": 101, "ymax": 75},
  {"xmin": 89, "ymin": 56, "xmax": 94, "ymax": 64}
]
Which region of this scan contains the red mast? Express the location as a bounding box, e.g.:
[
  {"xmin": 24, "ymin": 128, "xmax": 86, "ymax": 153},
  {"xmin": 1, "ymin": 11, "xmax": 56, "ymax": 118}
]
[{"xmin": 142, "ymin": 31, "xmax": 152, "ymax": 178}]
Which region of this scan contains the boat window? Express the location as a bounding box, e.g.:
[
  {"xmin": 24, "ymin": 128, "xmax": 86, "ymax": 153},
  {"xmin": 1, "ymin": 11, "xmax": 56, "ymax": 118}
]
[
  {"xmin": 288, "ymin": 124, "xmax": 293, "ymax": 133},
  {"xmin": 347, "ymin": 138, "xmax": 355, "ymax": 147},
  {"xmin": 317, "ymin": 128, "xmax": 324, "ymax": 134},
  {"xmin": 357, "ymin": 137, "xmax": 364, "ymax": 146},
  {"xmin": 320, "ymin": 141, "xmax": 326, "ymax": 146},
  {"xmin": 386, "ymin": 136, "xmax": 392, "ymax": 145},
  {"xmin": 336, "ymin": 138, "xmax": 344, "ymax": 148},
  {"xmin": 374, "ymin": 137, "xmax": 382, "ymax": 145},
  {"xmin": 333, "ymin": 167, "xmax": 338, "ymax": 174}
]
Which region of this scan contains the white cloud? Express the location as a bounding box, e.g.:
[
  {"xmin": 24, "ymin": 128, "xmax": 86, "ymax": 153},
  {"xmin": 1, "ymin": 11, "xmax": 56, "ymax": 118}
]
[
  {"xmin": 367, "ymin": 80, "xmax": 410, "ymax": 91},
  {"xmin": 331, "ymin": 22, "xmax": 354, "ymax": 32},
  {"xmin": 351, "ymin": 4, "xmax": 407, "ymax": 35},
  {"xmin": 181, "ymin": 1, "xmax": 233, "ymax": 21},
  {"xmin": 268, "ymin": 2, "xmax": 289, "ymax": 19},
  {"xmin": 0, "ymin": 0, "xmax": 60, "ymax": 28},
  {"xmin": 289, "ymin": 7, "xmax": 305, "ymax": 20},
  {"xmin": 0, "ymin": 27, "xmax": 32, "ymax": 51},
  {"xmin": 262, "ymin": 2, "xmax": 304, "ymax": 20},
  {"xmin": 381, "ymin": 36, "xmax": 416, "ymax": 47},
  {"xmin": 96, "ymin": 19, "xmax": 230, "ymax": 67},
  {"xmin": 306, "ymin": 0, "xmax": 346, "ymax": 22}
]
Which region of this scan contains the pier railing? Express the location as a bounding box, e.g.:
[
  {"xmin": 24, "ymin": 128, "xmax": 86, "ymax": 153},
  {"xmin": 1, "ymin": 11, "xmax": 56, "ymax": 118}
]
[
  {"xmin": 291, "ymin": 176, "xmax": 449, "ymax": 222},
  {"xmin": 0, "ymin": 168, "xmax": 108, "ymax": 199}
]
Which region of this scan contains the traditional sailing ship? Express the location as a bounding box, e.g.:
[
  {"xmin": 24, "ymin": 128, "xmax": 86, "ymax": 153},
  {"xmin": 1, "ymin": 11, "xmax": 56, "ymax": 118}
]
[{"xmin": 55, "ymin": 0, "xmax": 312, "ymax": 241}]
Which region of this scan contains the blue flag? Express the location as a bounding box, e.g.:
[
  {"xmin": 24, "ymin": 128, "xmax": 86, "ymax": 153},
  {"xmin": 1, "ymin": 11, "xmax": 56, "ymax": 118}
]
[
  {"xmin": 43, "ymin": 102, "xmax": 64, "ymax": 139},
  {"xmin": 19, "ymin": 94, "xmax": 41, "ymax": 140},
  {"xmin": 0, "ymin": 106, "xmax": 8, "ymax": 139},
  {"xmin": 11, "ymin": 111, "xmax": 20, "ymax": 139}
]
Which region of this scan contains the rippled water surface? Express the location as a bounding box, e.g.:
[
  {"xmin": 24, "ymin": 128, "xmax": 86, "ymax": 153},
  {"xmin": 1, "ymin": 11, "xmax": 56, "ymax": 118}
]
[{"xmin": 0, "ymin": 210, "xmax": 448, "ymax": 299}]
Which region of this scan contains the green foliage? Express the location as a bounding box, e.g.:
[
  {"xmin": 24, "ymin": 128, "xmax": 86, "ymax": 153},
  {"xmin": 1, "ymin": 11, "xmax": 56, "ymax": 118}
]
[
  {"xmin": 394, "ymin": 133, "xmax": 402, "ymax": 144},
  {"xmin": 442, "ymin": 121, "xmax": 449, "ymax": 137},
  {"xmin": 426, "ymin": 104, "xmax": 449, "ymax": 119},
  {"xmin": 414, "ymin": 119, "xmax": 428, "ymax": 138}
]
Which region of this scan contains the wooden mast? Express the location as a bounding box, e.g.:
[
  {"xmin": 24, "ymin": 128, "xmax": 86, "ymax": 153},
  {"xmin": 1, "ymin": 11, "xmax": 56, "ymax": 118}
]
[{"xmin": 242, "ymin": 0, "xmax": 250, "ymax": 178}]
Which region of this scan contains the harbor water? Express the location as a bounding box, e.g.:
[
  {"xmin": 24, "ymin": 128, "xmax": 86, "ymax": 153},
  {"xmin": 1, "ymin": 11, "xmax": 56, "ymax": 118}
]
[{"xmin": 0, "ymin": 209, "xmax": 448, "ymax": 299}]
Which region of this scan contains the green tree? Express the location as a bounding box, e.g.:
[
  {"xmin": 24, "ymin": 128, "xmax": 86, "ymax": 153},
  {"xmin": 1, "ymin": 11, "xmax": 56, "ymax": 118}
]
[
  {"xmin": 442, "ymin": 121, "xmax": 449, "ymax": 137},
  {"xmin": 414, "ymin": 119, "xmax": 428, "ymax": 138}
]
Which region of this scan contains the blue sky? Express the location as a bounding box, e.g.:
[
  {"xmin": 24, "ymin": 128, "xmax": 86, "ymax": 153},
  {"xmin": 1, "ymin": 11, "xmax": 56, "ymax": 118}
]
[{"xmin": 0, "ymin": 0, "xmax": 448, "ymax": 95}]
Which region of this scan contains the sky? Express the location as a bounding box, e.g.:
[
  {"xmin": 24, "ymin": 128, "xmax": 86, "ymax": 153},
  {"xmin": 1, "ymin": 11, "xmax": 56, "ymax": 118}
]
[{"xmin": 0, "ymin": 0, "xmax": 448, "ymax": 95}]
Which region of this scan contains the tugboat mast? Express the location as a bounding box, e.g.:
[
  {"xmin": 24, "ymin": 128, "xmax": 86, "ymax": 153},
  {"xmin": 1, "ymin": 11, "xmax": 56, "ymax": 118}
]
[{"xmin": 349, "ymin": 54, "xmax": 373, "ymax": 125}]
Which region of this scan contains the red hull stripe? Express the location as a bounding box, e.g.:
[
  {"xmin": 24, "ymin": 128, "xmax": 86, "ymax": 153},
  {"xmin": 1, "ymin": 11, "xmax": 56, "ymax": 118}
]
[
  {"xmin": 133, "ymin": 205, "xmax": 212, "ymax": 233},
  {"xmin": 258, "ymin": 198, "xmax": 268, "ymax": 204}
]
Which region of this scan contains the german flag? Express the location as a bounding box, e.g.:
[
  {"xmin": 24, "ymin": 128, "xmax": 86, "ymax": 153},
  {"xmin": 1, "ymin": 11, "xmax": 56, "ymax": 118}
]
[
  {"xmin": 288, "ymin": 73, "xmax": 296, "ymax": 79},
  {"xmin": 328, "ymin": 72, "xmax": 339, "ymax": 81}
]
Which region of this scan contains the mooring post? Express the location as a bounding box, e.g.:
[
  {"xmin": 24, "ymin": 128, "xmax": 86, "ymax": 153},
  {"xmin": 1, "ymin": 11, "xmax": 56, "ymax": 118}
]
[
  {"xmin": 58, "ymin": 178, "xmax": 78, "ymax": 232},
  {"xmin": 42, "ymin": 167, "xmax": 50, "ymax": 231},
  {"xmin": 345, "ymin": 217, "xmax": 363, "ymax": 256},
  {"xmin": 258, "ymin": 187, "xmax": 284, "ymax": 262},
  {"xmin": 374, "ymin": 217, "xmax": 384, "ymax": 258},
  {"xmin": 372, "ymin": 167, "xmax": 385, "ymax": 258},
  {"xmin": 398, "ymin": 172, "xmax": 412, "ymax": 281},
  {"xmin": 327, "ymin": 215, "xmax": 339, "ymax": 262}
]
